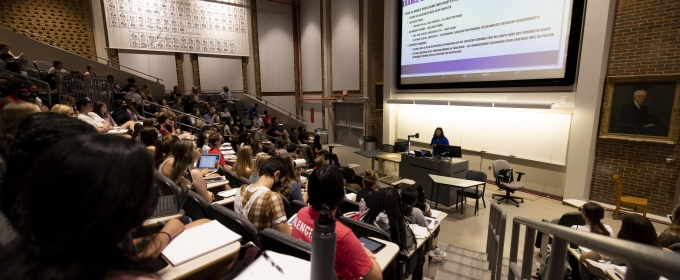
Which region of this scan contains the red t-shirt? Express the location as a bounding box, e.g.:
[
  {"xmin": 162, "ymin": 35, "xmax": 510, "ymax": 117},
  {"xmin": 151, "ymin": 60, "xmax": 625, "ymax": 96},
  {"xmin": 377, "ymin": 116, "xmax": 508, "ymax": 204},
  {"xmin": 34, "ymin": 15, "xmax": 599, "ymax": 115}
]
[
  {"xmin": 262, "ymin": 115, "xmax": 273, "ymax": 126},
  {"xmin": 159, "ymin": 125, "xmax": 171, "ymax": 136},
  {"xmin": 291, "ymin": 206, "xmax": 373, "ymax": 280},
  {"xmin": 208, "ymin": 147, "xmax": 227, "ymax": 167}
]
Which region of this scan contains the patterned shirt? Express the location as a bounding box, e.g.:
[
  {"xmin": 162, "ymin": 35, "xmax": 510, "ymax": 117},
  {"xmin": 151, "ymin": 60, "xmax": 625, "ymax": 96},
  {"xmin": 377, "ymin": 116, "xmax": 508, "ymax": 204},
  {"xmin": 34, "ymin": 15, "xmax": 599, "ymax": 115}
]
[{"xmin": 236, "ymin": 184, "xmax": 287, "ymax": 231}]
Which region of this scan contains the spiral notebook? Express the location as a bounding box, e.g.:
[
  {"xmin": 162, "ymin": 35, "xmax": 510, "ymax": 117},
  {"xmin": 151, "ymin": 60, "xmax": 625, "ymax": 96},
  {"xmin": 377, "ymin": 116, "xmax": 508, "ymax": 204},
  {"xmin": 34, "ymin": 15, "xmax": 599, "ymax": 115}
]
[{"xmin": 162, "ymin": 220, "xmax": 242, "ymax": 266}]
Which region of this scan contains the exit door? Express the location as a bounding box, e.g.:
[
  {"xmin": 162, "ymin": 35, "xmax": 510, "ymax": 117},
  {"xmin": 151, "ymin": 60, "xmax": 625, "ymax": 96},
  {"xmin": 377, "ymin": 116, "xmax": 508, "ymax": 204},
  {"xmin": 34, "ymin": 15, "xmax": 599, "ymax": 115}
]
[{"xmin": 333, "ymin": 103, "xmax": 364, "ymax": 149}]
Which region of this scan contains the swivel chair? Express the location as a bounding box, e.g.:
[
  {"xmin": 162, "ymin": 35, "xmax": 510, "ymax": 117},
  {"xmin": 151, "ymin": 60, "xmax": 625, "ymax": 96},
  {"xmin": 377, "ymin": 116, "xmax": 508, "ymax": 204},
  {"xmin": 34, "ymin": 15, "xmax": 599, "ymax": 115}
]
[{"xmin": 491, "ymin": 160, "xmax": 525, "ymax": 207}]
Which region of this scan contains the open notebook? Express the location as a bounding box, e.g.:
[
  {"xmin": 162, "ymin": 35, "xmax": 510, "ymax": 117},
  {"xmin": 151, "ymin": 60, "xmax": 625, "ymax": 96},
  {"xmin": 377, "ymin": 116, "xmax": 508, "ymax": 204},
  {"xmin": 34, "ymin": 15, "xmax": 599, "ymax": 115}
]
[
  {"xmin": 236, "ymin": 251, "xmax": 311, "ymax": 280},
  {"xmin": 162, "ymin": 220, "xmax": 242, "ymax": 266}
]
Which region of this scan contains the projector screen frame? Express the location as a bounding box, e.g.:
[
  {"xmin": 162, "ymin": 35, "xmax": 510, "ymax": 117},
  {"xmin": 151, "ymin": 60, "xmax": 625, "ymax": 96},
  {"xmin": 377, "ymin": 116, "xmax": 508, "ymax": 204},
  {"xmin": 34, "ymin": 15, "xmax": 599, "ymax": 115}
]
[{"xmin": 396, "ymin": 0, "xmax": 587, "ymax": 90}]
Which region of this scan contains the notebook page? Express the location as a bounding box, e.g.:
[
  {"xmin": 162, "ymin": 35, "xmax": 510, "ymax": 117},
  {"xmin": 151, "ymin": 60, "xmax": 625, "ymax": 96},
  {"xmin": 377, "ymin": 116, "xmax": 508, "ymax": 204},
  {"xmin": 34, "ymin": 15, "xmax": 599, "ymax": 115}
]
[
  {"xmin": 429, "ymin": 209, "xmax": 443, "ymax": 218},
  {"xmin": 162, "ymin": 220, "xmax": 242, "ymax": 266},
  {"xmin": 218, "ymin": 188, "xmax": 239, "ymax": 198},
  {"xmin": 235, "ymin": 251, "xmax": 311, "ymax": 280},
  {"xmin": 409, "ymin": 224, "xmax": 430, "ymax": 239}
]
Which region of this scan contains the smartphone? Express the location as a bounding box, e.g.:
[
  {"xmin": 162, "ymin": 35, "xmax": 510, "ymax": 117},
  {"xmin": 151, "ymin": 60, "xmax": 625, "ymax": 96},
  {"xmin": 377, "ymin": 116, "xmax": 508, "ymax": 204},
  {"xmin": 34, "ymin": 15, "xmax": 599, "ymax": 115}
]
[{"xmin": 359, "ymin": 236, "xmax": 386, "ymax": 254}]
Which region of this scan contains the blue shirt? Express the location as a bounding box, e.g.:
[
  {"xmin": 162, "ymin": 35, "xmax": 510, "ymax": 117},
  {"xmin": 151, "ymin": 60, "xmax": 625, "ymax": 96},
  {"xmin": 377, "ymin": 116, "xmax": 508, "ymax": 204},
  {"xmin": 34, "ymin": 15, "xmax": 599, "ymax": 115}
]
[
  {"xmin": 290, "ymin": 181, "xmax": 303, "ymax": 202},
  {"xmin": 248, "ymin": 107, "xmax": 259, "ymax": 117},
  {"xmin": 430, "ymin": 136, "xmax": 450, "ymax": 155}
]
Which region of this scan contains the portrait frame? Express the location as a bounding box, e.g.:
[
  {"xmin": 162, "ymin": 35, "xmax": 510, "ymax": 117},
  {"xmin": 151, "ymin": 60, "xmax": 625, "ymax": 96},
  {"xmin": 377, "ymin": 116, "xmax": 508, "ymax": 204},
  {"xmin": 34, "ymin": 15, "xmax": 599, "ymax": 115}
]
[{"xmin": 599, "ymin": 75, "xmax": 680, "ymax": 144}]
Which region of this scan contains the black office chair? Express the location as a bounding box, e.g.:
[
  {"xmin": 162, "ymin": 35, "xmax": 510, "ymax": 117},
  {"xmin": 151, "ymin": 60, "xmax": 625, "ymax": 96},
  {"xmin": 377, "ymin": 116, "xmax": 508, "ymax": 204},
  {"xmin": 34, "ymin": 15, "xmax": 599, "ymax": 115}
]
[
  {"xmin": 207, "ymin": 205, "xmax": 259, "ymax": 247},
  {"xmin": 535, "ymin": 212, "xmax": 585, "ymax": 249},
  {"xmin": 290, "ymin": 200, "xmax": 307, "ymax": 215},
  {"xmin": 345, "ymin": 187, "xmax": 358, "ymax": 194},
  {"xmin": 155, "ymin": 173, "xmax": 178, "ymax": 196},
  {"xmin": 338, "ymin": 216, "xmax": 391, "ymax": 241},
  {"xmin": 338, "ymin": 198, "xmax": 360, "ymax": 214},
  {"xmin": 280, "ymin": 194, "xmax": 292, "ymax": 218},
  {"xmin": 258, "ymin": 228, "xmax": 311, "ymax": 261},
  {"xmin": 456, "ymin": 170, "xmax": 487, "ymax": 215},
  {"xmin": 218, "ymin": 166, "xmax": 249, "ymax": 190},
  {"xmin": 183, "ymin": 191, "xmax": 210, "ymax": 220},
  {"xmin": 491, "ymin": 160, "xmax": 525, "ymax": 207},
  {"xmin": 393, "ymin": 141, "xmax": 409, "ymax": 152}
]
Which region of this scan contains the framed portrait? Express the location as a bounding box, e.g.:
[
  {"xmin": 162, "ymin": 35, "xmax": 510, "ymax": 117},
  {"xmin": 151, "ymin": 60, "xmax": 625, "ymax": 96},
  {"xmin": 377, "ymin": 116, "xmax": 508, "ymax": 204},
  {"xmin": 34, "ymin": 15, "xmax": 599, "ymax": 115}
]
[{"xmin": 599, "ymin": 75, "xmax": 680, "ymax": 144}]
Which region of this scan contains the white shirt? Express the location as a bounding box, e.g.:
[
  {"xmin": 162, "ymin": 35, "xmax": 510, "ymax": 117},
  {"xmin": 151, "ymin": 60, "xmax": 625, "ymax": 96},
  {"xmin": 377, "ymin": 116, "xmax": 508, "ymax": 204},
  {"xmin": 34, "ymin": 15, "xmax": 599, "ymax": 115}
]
[
  {"xmin": 571, "ymin": 224, "xmax": 614, "ymax": 237},
  {"xmin": 47, "ymin": 67, "xmax": 68, "ymax": 74},
  {"xmin": 78, "ymin": 112, "xmax": 106, "ymax": 128}
]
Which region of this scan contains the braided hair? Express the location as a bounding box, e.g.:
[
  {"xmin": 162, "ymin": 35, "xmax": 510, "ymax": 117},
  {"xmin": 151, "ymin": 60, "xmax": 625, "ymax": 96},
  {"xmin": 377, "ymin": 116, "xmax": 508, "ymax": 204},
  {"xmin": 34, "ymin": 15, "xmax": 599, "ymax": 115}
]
[{"xmin": 362, "ymin": 188, "xmax": 415, "ymax": 253}]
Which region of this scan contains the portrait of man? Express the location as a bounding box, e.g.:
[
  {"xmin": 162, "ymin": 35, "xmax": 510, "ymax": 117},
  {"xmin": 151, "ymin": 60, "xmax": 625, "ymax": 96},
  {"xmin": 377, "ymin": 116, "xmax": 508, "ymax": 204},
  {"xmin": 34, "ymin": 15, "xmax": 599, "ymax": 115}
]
[{"xmin": 607, "ymin": 81, "xmax": 676, "ymax": 137}]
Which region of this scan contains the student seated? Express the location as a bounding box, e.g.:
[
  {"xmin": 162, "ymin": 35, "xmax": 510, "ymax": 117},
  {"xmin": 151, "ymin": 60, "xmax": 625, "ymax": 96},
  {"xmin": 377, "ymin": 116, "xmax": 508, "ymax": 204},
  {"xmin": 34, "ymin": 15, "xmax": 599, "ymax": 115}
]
[
  {"xmin": 234, "ymin": 156, "xmax": 290, "ymax": 234},
  {"xmin": 139, "ymin": 126, "xmax": 160, "ymax": 154},
  {"xmin": 355, "ymin": 170, "xmax": 380, "ymax": 209},
  {"xmin": 0, "ymin": 102, "xmax": 41, "ymax": 156},
  {"xmin": 249, "ymin": 153, "xmax": 271, "ymax": 182},
  {"xmin": 154, "ymin": 135, "xmax": 179, "ymax": 167},
  {"xmin": 291, "ymin": 165, "xmax": 382, "ymax": 280},
  {"xmin": 157, "ymin": 114, "xmax": 192, "ymax": 139},
  {"xmin": 197, "ymin": 130, "xmax": 214, "ymax": 154},
  {"xmin": 313, "ymin": 155, "xmax": 325, "ymax": 170},
  {"xmin": 342, "ymin": 167, "xmax": 362, "ymax": 192},
  {"xmin": 159, "ymin": 139, "xmax": 214, "ymax": 204},
  {"xmin": 412, "ymin": 184, "xmax": 445, "ymax": 260},
  {"xmin": 360, "ymin": 188, "xmax": 418, "ymax": 277},
  {"xmin": 272, "ymin": 155, "xmax": 303, "ymax": 202},
  {"xmin": 658, "ymin": 205, "xmax": 680, "ymax": 248},
  {"xmin": 50, "ymin": 103, "xmax": 77, "ymax": 117},
  {"xmin": 94, "ymin": 101, "xmax": 136, "ymax": 132},
  {"xmin": 313, "ymin": 134, "xmax": 340, "ymax": 166},
  {"xmin": 207, "ymin": 133, "xmax": 231, "ymax": 171},
  {"xmin": 233, "ymin": 145, "xmax": 254, "ymax": 179},
  {"xmin": 574, "ymin": 202, "xmax": 614, "ymax": 237},
  {"xmin": 0, "ymin": 134, "xmax": 160, "ymax": 279}
]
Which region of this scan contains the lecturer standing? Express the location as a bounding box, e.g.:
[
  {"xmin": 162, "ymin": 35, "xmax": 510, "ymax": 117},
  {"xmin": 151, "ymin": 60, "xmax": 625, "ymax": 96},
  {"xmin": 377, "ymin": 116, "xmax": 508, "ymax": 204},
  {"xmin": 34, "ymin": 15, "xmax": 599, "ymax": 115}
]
[{"xmin": 430, "ymin": 127, "xmax": 449, "ymax": 155}]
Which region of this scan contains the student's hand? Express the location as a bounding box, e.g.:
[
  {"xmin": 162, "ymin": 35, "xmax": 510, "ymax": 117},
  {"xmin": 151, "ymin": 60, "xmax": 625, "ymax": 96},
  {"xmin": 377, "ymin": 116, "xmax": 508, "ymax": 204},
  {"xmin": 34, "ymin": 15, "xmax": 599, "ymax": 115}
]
[
  {"xmin": 162, "ymin": 219, "xmax": 186, "ymax": 239},
  {"xmin": 364, "ymin": 248, "xmax": 376, "ymax": 259},
  {"xmin": 200, "ymin": 168, "xmax": 210, "ymax": 176}
]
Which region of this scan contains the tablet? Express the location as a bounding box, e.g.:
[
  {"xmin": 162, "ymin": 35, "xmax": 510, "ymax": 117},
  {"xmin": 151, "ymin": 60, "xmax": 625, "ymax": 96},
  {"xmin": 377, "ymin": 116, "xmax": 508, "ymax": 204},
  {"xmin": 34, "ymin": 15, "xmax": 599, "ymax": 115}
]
[
  {"xmin": 359, "ymin": 236, "xmax": 386, "ymax": 254},
  {"xmin": 197, "ymin": 154, "xmax": 220, "ymax": 170}
]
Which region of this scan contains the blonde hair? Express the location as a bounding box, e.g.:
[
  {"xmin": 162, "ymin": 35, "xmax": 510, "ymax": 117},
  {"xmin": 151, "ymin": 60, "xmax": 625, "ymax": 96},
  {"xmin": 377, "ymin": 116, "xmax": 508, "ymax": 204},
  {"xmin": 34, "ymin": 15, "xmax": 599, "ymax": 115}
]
[
  {"xmin": 233, "ymin": 146, "xmax": 254, "ymax": 178},
  {"xmin": 313, "ymin": 156, "xmax": 325, "ymax": 168},
  {"xmin": 51, "ymin": 104, "xmax": 74, "ymax": 116},
  {"xmin": 0, "ymin": 102, "xmax": 40, "ymax": 155},
  {"xmin": 362, "ymin": 169, "xmax": 379, "ymax": 191},
  {"xmin": 252, "ymin": 153, "xmax": 271, "ymax": 175}
]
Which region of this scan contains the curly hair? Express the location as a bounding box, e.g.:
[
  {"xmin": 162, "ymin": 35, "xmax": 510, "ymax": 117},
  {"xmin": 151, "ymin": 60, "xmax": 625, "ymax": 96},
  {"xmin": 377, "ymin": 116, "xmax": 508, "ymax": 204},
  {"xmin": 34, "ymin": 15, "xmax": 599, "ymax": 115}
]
[{"xmin": 362, "ymin": 169, "xmax": 379, "ymax": 191}]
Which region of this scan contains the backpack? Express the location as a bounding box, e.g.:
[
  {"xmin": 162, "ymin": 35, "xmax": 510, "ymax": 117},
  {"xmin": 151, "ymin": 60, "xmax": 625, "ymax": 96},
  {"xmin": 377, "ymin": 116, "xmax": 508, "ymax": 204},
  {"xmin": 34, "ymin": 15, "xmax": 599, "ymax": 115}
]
[
  {"xmin": 498, "ymin": 168, "xmax": 514, "ymax": 183},
  {"xmin": 111, "ymin": 109, "xmax": 130, "ymax": 125},
  {"xmin": 537, "ymin": 249, "xmax": 572, "ymax": 280}
]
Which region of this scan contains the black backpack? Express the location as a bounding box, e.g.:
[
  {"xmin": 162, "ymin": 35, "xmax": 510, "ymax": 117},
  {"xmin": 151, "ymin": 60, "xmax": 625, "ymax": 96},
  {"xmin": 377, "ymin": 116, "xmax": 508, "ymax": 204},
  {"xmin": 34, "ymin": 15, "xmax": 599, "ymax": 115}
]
[
  {"xmin": 498, "ymin": 168, "xmax": 514, "ymax": 183},
  {"xmin": 111, "ymin": 109, "xmax": 131, "ymax": 125}
]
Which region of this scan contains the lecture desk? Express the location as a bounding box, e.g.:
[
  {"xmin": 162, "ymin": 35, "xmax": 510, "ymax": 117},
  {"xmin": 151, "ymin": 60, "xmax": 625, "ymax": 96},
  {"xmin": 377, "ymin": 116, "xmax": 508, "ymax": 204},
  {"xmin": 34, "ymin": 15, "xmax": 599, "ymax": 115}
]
[
  {"xmin": 156, "ymin": 241, "xmax": 241, "ymax": 280},
  {"xmin": 428, "ymin": 174, "xmax": 485, "ymax": 217},
  {"xmin": 354, "ymin": 150, "xmax": 388, "ymax": 170},
  {"xmin": 143, "ymin": 210, "xmax": 185, "ymax": 227}
]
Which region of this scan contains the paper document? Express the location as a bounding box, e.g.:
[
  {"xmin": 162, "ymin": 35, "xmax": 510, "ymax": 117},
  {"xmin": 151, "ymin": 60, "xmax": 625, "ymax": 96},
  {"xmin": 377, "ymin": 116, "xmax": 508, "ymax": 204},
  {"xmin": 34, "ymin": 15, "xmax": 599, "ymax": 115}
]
[
  {"xmin": 345, "ymin": 193, "xmax": 357, "ymax": 201},
  {"xmin": 107, "ymin": 129, "xmax": 128, "ymax": 134},
  {"xmin": 386, "ymin": 155, "xmax": 398, "ymax": 158},
  {"xmin": 613, "ymin": 266, "xmax": 668, "ymax": 280},
  {"xmin": 424, "ymin": 217, "xmax": 437, "ymax": 230},
  {"xmin": 409, "ymin": 224, "xmax": 430, "ymax": 239},
  {"xmin": 162, "ymin": 220, "xmax": 242, "ymax": 266},
  {"xmin": 235, "ymin": 251, "xmax": 311, "ymax": 280},
  {"xmin": 218, "ymin": 188, "xmax": 239, "ymax": 198},
  {"xmin": 583, "ymin": 259, "xmax": 609, "ymax": 278},
  {"xmin": 578, "ymin": 246, "xmax": 592, "ymax": 253},
  {"xmin": 429, "ymin": 209, "xmax": 443, "ymax": 218},
  {"xmin": 204, "ymin": 176, "xmax": 227, "ymax": 184}
]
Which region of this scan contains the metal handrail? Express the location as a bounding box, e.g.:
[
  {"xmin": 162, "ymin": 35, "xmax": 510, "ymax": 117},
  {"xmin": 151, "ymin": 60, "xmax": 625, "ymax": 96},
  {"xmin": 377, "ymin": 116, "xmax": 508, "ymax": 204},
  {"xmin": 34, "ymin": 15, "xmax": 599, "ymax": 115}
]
[
  {"xmin": 236, "ymin": 90, "xmax": 305, "ymax": 122},
  {"xmin": 508, "ymin": 216, "xmax": 680, "ymax": 280},
  {"xmin": 0, "ymin": 21, "xmax": 164, "ymax": 83},
  {"xmin": 486, "ymin": 204, "xmax": 506, "ymax": 280},
  {"xmin": 145, "ymin": 100, "xmax": 204, "ymax": 123},
  {"xmin": 142, "ymin": 108, "xmax": 199, "ymax": 133},
  {"xmin": 0, "ymin": 69, "xmax": 53, "ymax": 106}
]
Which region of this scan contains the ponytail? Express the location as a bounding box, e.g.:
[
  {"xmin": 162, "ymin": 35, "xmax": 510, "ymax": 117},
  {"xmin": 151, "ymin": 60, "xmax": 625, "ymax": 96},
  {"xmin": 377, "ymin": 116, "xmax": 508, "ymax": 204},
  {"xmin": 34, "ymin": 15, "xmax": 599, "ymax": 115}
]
[
  {"xmin": 401, "ymin": 201, "xmax": 413, "ymax": 216},
  {"xmin": 582, "ymin": 202, "xmax": 610, "ymax": 236}
]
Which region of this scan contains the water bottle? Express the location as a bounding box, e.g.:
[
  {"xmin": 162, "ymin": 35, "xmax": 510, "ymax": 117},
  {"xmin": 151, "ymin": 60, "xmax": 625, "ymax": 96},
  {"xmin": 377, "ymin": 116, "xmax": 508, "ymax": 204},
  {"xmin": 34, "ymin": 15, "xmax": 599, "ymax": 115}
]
[
  {"xmin": 359, "ymin": 198, "xmax": 367, "ymax": 217},
  {"xmin": 311, "ymin": 204, "xmax": 336, "ymax": 280}
]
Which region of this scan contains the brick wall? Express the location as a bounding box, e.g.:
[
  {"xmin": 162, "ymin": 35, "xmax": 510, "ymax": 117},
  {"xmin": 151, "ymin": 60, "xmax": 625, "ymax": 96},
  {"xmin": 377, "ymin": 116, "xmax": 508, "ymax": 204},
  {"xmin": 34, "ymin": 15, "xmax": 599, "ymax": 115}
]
[
  {"xmin": 368, "ymin": 0, "xmax": 384, "ymax": 146},
  {"xmin": 0, "ymin": 0, "xmax": 96, "ymax": 60},
  {"xmin": 589, "ymin": 0, "xmax": 680, "ymax": 214}
]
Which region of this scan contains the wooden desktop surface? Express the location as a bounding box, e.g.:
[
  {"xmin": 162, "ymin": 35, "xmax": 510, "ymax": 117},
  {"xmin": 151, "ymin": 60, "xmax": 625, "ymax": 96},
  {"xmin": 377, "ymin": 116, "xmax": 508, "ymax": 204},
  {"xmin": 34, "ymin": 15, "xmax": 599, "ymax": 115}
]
[
  {"xmin": 376, "ymin": 153, "xmax": 402, "ymax": 163},
  {"xmin": 143, "ymin": 210, "xmax": 185, "ymax": 227},
  {"xmin": 156, "ymin": 241, "xmax": 240, "ymax": 280}
]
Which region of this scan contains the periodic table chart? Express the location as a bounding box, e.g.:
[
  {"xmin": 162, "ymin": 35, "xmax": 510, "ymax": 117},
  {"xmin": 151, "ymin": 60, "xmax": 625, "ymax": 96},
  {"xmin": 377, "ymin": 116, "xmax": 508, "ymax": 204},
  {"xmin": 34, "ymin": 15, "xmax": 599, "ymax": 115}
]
[{"xmin": 103, "ymin": 0, "xmax": 249, "ymax": 56}]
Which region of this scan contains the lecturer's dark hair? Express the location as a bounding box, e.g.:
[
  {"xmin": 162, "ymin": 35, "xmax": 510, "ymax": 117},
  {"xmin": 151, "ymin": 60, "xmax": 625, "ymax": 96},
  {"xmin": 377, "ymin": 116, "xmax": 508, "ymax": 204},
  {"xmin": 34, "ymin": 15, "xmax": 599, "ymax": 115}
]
[
  {"xmin": 308, "ymin": 165, "xmax": 345, "ymax": 211},
  {"xmin": 0, "ymin": 134, "xmax": 155, "ymax": 279},
  {"xmin": 1, "ymin": 113, "xmax": 97, "ymax": 225},
  {"xmin": 433, "ymin": 127, "xmax": 444, "ymax": 140}
]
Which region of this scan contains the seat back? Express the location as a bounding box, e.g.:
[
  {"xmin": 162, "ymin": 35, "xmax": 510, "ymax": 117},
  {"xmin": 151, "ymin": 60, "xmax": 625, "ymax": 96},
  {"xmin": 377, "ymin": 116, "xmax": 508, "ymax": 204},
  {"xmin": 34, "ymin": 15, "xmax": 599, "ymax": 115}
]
[
  {"xmin": 33, "ymin": 61, "xmax": 52, "ymax": 71},
  {"xmin": 668, "ymin": 243, "xmax": 680, "ymax": 253},
  {"xmin": 207, "ymin": 204, "xmax": 259, "ymax": 246},
  {"xmin": 345, "ymin": 187, "xmax": 357, "ymax": 194},
  {"xmin": 382, "ymin": 144, "xmax": 394, "ymax": 153},
  {"xmin": 234, "ymin": 101, "xmax": 246, "ymax": 110},
  {"xmin": 258, "ymin": 228, "xmax": 312, "ymax": 261},
  {"xmin": 557, "ymin": 212, "xmax": 585, "ymax": 228},
  {"xmin": 338, "ymin": 198, "xmax": 360, "ymax": 214},
  {"xmin": 26, "ymin": 69, "xmax": 41, "ymax": 79},
  {"xmin": 612, "ymin": 174, "xmax": 623, "ymax": 201},
  {"xmin": 492, "ymin": 160, "xmax": 511, "ymax": 180},
  {"xmin": 290, "ymin": 200, "xmax": 307, "ymax": 215},
  {"xmin": 218, "ymin": 166, "xmax": 246, "ymax": 189},
  {"xmin": 338, "ymin": 216, "xmax": 392, "ymax": 242},
  {"xmin": 280, "ymin": 194, "xmax": 292, "ymax": 218},
  {"xmin": 183, "ymin": 191, "xmax": 210, "ymax": 220},
  {"xmin": 465, "ymin": 170, "xmax": 487, "ymax": 195},
  {"xmin": 155, "ymin": 173, "xmax": 178, "ymax": 196}
]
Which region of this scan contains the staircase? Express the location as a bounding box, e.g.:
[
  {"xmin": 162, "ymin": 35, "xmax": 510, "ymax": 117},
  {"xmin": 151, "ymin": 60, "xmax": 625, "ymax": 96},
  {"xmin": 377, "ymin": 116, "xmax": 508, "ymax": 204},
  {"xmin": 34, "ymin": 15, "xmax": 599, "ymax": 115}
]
[{"xmin": 431, "ymin": 243, "xmax": 528, "ymax": 280}]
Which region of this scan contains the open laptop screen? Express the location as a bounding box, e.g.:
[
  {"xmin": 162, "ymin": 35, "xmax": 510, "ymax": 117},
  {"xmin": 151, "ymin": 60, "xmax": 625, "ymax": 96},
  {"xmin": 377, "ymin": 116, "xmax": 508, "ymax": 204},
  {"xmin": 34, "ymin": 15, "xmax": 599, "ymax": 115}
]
[{"xmin": 197, "ymin": 154, "xmax": 220, "ymax": 170}]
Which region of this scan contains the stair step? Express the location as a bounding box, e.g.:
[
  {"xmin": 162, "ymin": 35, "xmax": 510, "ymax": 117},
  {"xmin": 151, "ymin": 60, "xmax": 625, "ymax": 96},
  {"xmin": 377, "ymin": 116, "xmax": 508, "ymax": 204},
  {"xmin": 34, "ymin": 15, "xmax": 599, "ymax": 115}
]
[
  {"xmin": 444, "ymin": 247, "xmax": 487, "ymax": 260},
  {"xmin": 441, "ymin": 261, "xmax": 491, "ymax": 279},
  {"xmin": 443, "ymin": 254, "xmax": 489, "ymax": 269},
  {"xmin": 434, "ymin": 269, "xmax": 489, "ymax": 280}
]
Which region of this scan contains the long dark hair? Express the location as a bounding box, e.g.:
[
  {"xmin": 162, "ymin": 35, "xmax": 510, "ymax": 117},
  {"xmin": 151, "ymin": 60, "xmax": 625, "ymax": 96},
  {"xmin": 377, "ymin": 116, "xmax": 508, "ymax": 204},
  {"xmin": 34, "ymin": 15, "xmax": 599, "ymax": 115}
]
[
  {"xmin": 1, "ymin": 113, "xmax": 97, "ymax": 225},
  {"xmin": 617, "ymin": 214, "xmax": 661, "ymax": 247},
  {"xmin": 581, "ymin": 202, "xmax": 610, "ymax": 236},
  {"xmin": 412, "ymin": 184, "xmax": 428, "ymax": 213},
  {"xmin": 433, "ymin": 127, "xmax": 444, "ymax": 140},
  {"xmin": 170, "ymin": 140, "xmax": 196, "ymax": 185},
  {"xmin": 341, "ymin": 167, "xmax": 357, "ymax": 184},
  {"xmin": 154, "ymin": 135, "xmax": 179, "ymax": 166},
  {"xmin": 139, "ymin": 127, "xmax": 160, "ymax": 147},
  {"xmin": 400, "ymin": 186, "xmax": 420, "ymax": 216},
  {"xmin": 659, "ymin": 205, "xmax": 680, "ymax": 247},
  {"xmin": 0, "ymin": 134, "xmax": 156, "ymax": 279},
  {"xmin": 362, "ymin": 188, "xmax": 415, "ymax": 253},
  {"xmin": 313, "ymin": 134, "xmax": 322, "ymax": 149}
]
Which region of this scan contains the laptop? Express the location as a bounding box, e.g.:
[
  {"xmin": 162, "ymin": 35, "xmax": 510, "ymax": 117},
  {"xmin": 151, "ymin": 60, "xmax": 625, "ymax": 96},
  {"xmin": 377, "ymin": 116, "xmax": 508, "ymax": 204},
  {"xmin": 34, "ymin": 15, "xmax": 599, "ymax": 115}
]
[
  {"xmin": 150, "ymin": 183, "xmax": 191, "ymax": 218},
  {"xmin": 197, "ymin": 154, "xmax": 221, "ymax": 171}
]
